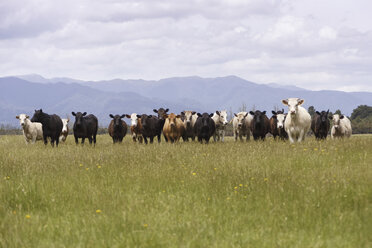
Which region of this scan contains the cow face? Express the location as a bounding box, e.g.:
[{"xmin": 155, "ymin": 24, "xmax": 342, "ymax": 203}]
[
  {"xmin": 31, "ymin": 109, "xmax": 43, "ymax": 123},
  {"xmin": 250, "ymin": 110, "xmax": 267, "ymax": 126},
  {"xmin": 109, "ymin": 114, "xmax": 125, "ymax": 128},
  {"xmin": 166, "ymin": 113, "xmax": 181, "ymax": 127},
  {"xmin": 276, "ymin": 113, "xmax": 286, "ymax": 129},
  {"xmin": 215, "ymin": 110, "xmax": 228, "ymax": 126},
  {"xmin": 140, "ymin": 114, "xmax": 153, "ymax": 129},
  {"xmin": 282, "ymin": 98, "xmax": 304, "ymax": 116},
  {"xmin": 16, "ymin": 114, "xmax": 29, "ymax": 127},
  {"xmin": 181, "ymin": 111, "xmax": 196, "ymax": 128},
  {"xmin": 153, "ymin": 108, "xmax": 169, "ymax": 120},
  {"xmin": 197, "ymin": 113, "xmax": 212, "ymax": 128},
  {"xmin": 72, "ymin": 112, "xmax": 87, "ymax": 127},
  {"xmin": 62, "ymin": 118, "xmax": 69, "ymax": 133},
  {"xmin": 126, "ymin": 113, "xmax": 140, "ymax": 127},
  {"xmin": 331, "ymin": 114, "xmax": 344, "ymax": 130},
  {"xmin": 234, "ymin": 112, "xmax": 248, "ymax": 128},
  {"xmin": 316, "ymin": 110, "xmax": 330, "ymax": 125}
]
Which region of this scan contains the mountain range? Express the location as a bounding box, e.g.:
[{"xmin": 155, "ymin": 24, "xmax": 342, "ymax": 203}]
[{"xmin": 1, "ymin": 74, "xmax": 372, "ymax": 126}]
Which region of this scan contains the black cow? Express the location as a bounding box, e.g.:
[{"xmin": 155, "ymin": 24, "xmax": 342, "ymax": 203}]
[
  {"xmin": 153, "ymin": 108, "xmax": 169, "ymax": 142},
  {"xmin": 108, "ymin": 114, "xmax": 128, "ymax": 143},
  {"xmin": 311, "ymin": 110, "xmax": 330, "ymax": 140},
  {"xmin": 72, "ymin": 112, "xmax": 98, "ymax": 145},
  {"xmin": 249, "ymin": 110, "xmax": 270, "ymax": 140},
  {"xmin": 194, "ymin": 113, "xmax": 216, "ymax": 144},
  {"xmin": 140, "ymin": 114, "xmax": 162, "ymax": 144},
  {"xmin": 31, "ymin": 109, "xmax": 63, "ymax": 147}
]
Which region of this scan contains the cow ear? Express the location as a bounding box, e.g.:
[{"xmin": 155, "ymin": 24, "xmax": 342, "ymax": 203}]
[
  {"xmin": 82, "ymin": 112, "xmax": 87, "ymax": 116},
  {"xmin": 109, "ymin": 114, "xmax": 114, "ymax": 118},
  {"xmin": 163, "ymin": 114, "xmax": 168, "ymax": 119},
  {"xmin": 181, "ymin": 112, "xmax": 185, "ymax": 115},
  {"xmin": 282, "ymin": 109, "xmax": 284, "ymax": 113},
  {"xmin": 282, "ymin": 99, "xmax": 288, "ymax": 106},
  {"xmin": 16, "ymin": 115, "xmax": 19, "ymax": 119},
  {"xmin": 234, "ymin": 113, "xmax": 237, "ymax": 117},
  {"xmin": 244, "ymin": 113, "xmax": 249, "ymax": 117},
  {"xmin": 125, "ymin": 114, "xmax": 131, "ymax": 118},
  {"xmin": 272, "ymin": 111, "xmax": 277, "ymax": 115},
  {"xmin": 249, "ymin": 111, "xmax": 254, "ymax": 115},
  {"xmin": 272, "ymin": 115, "xmax": 277, "ymax": 119},
  {"xmin": 328, "ymin": 115, "xmax": 333, "ymax": 120},
  {"xmin": 40, "ymin": 109, "xmax": 43, "ymax": 113},
  {"xmin": 26, "ymin": 115, "xmax": 29, "ymax": 119},
  {"xmin": 316, "ymin": 111, "xmax": 320, "ymax": 115},
  {"xmin": 340, "ymin": 115, "xmax": 344, "ymax": 119},
  {"xmin": 136, "ymin": 115, "xmax": 141, "ymax": 118},
  {"xmin": 153, "ymin": 109, "xmax": 158, "ymax": 113},
  {"xmin": 120, "ymin": 114, "xmax": 126, "ymax": 118},
  {"xmin": 192, "ymin": 111, "xmax": 196, "ymax": 115},
  {"xmin": 72, "ymin": 112, "xmax": 76, "ymax": 116},
  {"xmin": 197, "ymin": 113, "xmax": 202, "ymax": 117},
  {"xmin": 209, "ymin": 113, "xmax": 214, "ymax": 117},
  {"xmin": 165, "ymin": 108, "xmax": 169, "ymax": 113},
  {"xmin": 262, "ymin": 111, "xmax": 266, "ymax": 115},
  {"xmin": 298, "ymin": 99, "xmax": 304, "ymax": 105},
  {"xmin": 67, "ymin": 118, "xmax": 70, "ymax": 122},
  {"xmin": 148, "ymin": 115, "xmax": 153, "ymax": 118},
  {"xmin": 216, "ymin": 111, "xmax": 220, "ymax": 116},
  {"xmin": 176, "ymin": 115, "xmax": 181, "ymax": 118}
]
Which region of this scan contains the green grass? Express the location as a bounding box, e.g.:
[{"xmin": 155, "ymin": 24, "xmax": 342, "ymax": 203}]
[{"xmin": 0, "ymin": 135, "xmax": 371, "ymax": 247}]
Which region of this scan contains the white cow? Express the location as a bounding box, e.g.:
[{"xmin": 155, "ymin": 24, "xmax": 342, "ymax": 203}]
[
  {"xmin": 282, "ymin": 98, "xmax": 311, "ymax": 143},
  {"xmin": 330, "ymin": 114, "xmax": 352, "ymax": 139},
  {"xmin": 212, "ymin": 110, "xmax": 228, "ymax": 142},
  {"xmin": 232, "ymin": 112, "xmax": 253, "ymax": 141},
  {"xmin": 126, "ymin": 113, "xmax": 143, "ymax": 143},
  {"xmin": 16, "ymin": 114, "xmax": 43, "ymax": 144},
  {"xmin": 59, "ymin": 118, "xmax": 70, "ymax": 142},
  {"xmin": 181, "ymin": 110, "xmax": 198, "ymax": 141}
]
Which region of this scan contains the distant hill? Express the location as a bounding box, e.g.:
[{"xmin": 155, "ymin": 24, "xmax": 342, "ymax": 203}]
[{"xmin": 1, "ymin": 75, "xmax": 372, "ymax": 126}]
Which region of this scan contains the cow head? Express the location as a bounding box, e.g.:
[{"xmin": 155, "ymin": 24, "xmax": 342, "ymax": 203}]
[
  {"xmin": 276, "ymin": 113, "xmax": 286, "ymax": 130},
  {"xmin": 31, "ymin": 109, "xmax": 44, "ymax": 123},
  {"xmin": 250, "ymin": 110, "xmax": 267, "ymax": 126},
  {"xmin": 61, "ymin": 118, "xmax": 69, "ymax": 133},
  {"xmin": 109, "ymin": 114, "xmax": 125, "ymax": 128},
  {"xmin": 282, "ymin": 98, "xmax": 304, "ymax": 116},
  {"xmin": 197, "ymin": 113, "xmax": 213, "ymax": 129},
  {"xmin": 140, "ymin": 114, "xmax": 153, "ymax": 129},
  {"xmin": 181, "ymin": 111, "xmax": 196, "ymax": 128},
  {"xmin": 316, "ymin": 110, "xmax": 330, "ymax": 125},
  {"xmin": 153, "ymin": 108, "xmax": 169, "ymax": 120},
  {"xmin": 234, "ymin": 112, "xmax": 249, "ymax": 128},
  {"xmin": 215, "ymin": 110, "xmax": 228, "ymax": 126},
  {"xmin": 166, "ymin": 113, "xmax": 181, "ymax": 128},
  {"xmin": 16, "ymin": 114, "xmax": 29, "ymax": 127},
  {"xmin": 330, "ymin": 114, "xmax": 344, "ymax": 130},
  {"xmin": 72, "ymin": 112, "xmax": 87, "ymax": 127},
  {"xmin": 126, "ymin": 113, "xmax": 141, "ymax": 127}
]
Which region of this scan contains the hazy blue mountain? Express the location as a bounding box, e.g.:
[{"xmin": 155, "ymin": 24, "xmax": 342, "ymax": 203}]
[{"xmin": 1, "ymin": 75, "xmax": 372, "ymax": 127}]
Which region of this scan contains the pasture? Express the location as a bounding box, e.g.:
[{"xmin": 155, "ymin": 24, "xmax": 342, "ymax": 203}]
[{"xmin": 0, "ymin": 135, "xmax": 371, "ymax": 247}]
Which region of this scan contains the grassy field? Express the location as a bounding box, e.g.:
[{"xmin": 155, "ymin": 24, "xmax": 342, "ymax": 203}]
[{"xmin": 0, "ymin": 135, "xmax": 371, "ymax": 247}]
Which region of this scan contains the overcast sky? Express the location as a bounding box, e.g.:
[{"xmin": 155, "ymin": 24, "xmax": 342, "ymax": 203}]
[{"xmin": 1, "ymin": 0, "xmax": 372, "ymax": 91}]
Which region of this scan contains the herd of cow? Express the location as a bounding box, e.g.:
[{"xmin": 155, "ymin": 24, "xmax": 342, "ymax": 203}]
[{"xmin": 15, "ymin": 98, "xmax": 352, "ymax": 147}]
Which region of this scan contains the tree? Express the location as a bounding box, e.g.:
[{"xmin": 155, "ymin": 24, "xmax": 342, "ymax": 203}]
[
  {"xmin": 350, "ymin": 105, "xmax": 372, "ymax": 120},
  {"xmin": 350, "ymin": 105, "xmax": 372, "ymax": 134}
]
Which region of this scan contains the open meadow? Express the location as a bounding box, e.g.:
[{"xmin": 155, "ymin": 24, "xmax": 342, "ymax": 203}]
[{"xmin": 0, "ymin": 135, "xmax": 371, "ymax": 247}]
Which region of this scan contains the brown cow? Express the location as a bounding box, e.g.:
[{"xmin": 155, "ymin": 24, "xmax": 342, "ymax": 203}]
[
  {"xmin": 269, "ymin": 109, "xmax": 284, "ymax": 140},
  {"xmin": 163, "ymin": 113, "xmax": 185, "ymax": 143},
  {"xmin": 126, "ymin": 113, "xmax": 143, "ymax": 143}
]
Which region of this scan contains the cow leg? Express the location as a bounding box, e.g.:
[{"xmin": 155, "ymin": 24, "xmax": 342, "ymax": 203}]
[
  {"xmin": 74, "ymin": 136, "xmax": 79, "ymax": 145},
  {"xmin": 150, "ymin": 137, "xmax": 154, "ymax": 144},
  {"xmin": 55, "ymin": 136, "xmax": 59, "ymax": 147},
  {"xmin": 132, "ymin": 134, "xmax": 136, "ymax": 142},
  {"xmin": 191, "ymin": 136, "xmax": 195, "ymax": 141},
  {"xmin": 81, "ymin": 138, "xmax": 85, "ymax": 145},
  {"xmin": 43, "ymin": 135, "xmax": 48, "ymax": 145},
  {"xmin": 298, "ymin": 130, "xmax": 305, "ymax": 142},
  {"xmin": 93, "ymin": 134, "xmax": 97, "ymax": 145},
  {"xmin": 139, "ymin": 136, "xmax": 143, "ymax": 143},
  {"xmin": 88, "ymin": 136, "xmax": 93, "ymax": 145},
  {"xmin": 143, "ymin": 137, "xmax": 148, "ymax": 144},
  {"xmin": 51, "ymin": 138, "xmax": 55, "ymax": 147},
  {"xmin": 205, "ymin": 136, "xmax": 210, "ymax": 144},
  {"xmin": 32, "ymin": 135, "xmax": 37, "ymax": 144},
  {"xmin": 198, "ymin": 137, "xmax": 202, "ymax": 143},
  {"xmin": 288, "ymin": 133, "xmax": 295, "ymax": 143}
]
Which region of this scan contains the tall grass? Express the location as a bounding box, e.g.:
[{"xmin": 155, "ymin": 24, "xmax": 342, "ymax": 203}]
[{"xmin": 0, "ymin": 135, "xmax": 371, "ymax": 247}]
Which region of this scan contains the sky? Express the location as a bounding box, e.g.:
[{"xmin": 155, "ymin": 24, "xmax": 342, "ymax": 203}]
[{"xmin": 1, "ymin": 0, "xmax": 372, "ymax": 92}]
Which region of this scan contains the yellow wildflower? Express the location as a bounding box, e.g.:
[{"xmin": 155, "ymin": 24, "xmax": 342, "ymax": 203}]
[
  {"xmin": 192, "ymin": 172, "xmax": 196, "ymax": 176},
  {"xmin": 264, "ymin": 178, "xmax": 268, "ymax": 182},
  {"xmin": 143, "ymin": 224, "xmax": 148, "ymax": 228},
  {"xmin": 239, "ymin": 184, "xmax": 243, "ymax": 187},
  {"xmin": 25, "ymin": 215, "xmax": 31, "ymax": 219},
  {"xmin": 96, "ymin": 209, "xmax": 102, "ymax": 213}
]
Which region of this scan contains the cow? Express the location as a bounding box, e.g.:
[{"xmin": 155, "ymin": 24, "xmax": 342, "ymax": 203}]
[
  {"xmin": 180, "ymin": 111, "xmax": 197, "ymax": 141},
  {"xmin": 282, "ymin": 98, "xmax": 311, "ymax": 143},
  {"xmin": 71, "ymin": 112, "xmax": 98, "ymax": 145},
  {"xmin": 232, "ymin": 112, "xmax": 253, "ymax": 142},
  {"xmin": 153, "ymin": 108, "xmax": 169, "ymax": 142},
  {"xmin": 194, "ymin": 113, "xmax": 216, "ymax": 144},
  {"xmin": 126, "ymin": 113, "xmax": 143, "ymax": 143},
  {"xmin": 330, "ymin": 114, "xmax": 352, "ymax": 139},
  {"xmin": 163, "ymin": 113, "xmax": 185, "ymax": 143},
  {"xmin": 140, "ymin": 114, "xmax": 162, "ymax": 144},
  {"xmin": 212, "ymin": 110, "xmax": 228, "ymax": 142},
  {"xmin": 249, "ymin": 110, "xmax": 270, "ymax": 140},
  {"xmin": 31, "ymin": 109, "xmax": 63, "ymax": 147},
  {"xmin": 16, "ymin": 114, "xmax": 43, "ymax": 144},
  {"xmin": 276, "ymin": 113, "xmax": 289, "ymax": 140},
  {"xmin": 108, "ymin": 114, "xmax": 128, "ymax": 143},
  {"xmin": 59, "ymin": 118, "xmax": 70, "ymax": 143},
  {"xmin": 269, "ymin": 109, "xmax": 284, "ymax": 140},
  {"xmin": 311, "ymin": 110, "xmax": 330, "ymax": 140}
]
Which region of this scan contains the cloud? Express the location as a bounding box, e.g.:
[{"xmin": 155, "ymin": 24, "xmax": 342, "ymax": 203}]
[{"xmin": 0, "ymin": 0, "xmax": 372, "ymax": 92}]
